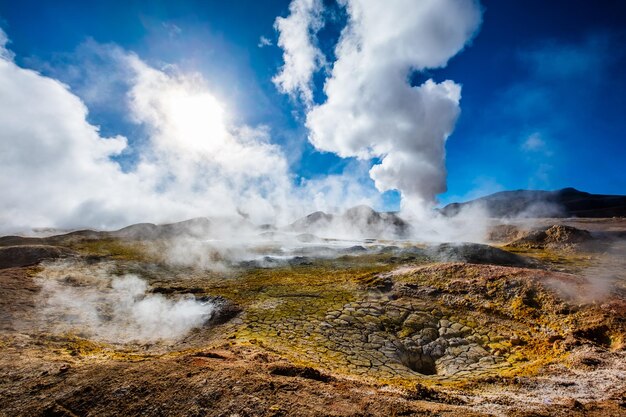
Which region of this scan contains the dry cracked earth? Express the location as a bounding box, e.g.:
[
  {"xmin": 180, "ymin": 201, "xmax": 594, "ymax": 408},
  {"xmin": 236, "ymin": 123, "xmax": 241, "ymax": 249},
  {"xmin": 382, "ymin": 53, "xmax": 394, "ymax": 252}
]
[{"xmin": 1, "ymin": 219, "xmax": 626, "ymax": 416}]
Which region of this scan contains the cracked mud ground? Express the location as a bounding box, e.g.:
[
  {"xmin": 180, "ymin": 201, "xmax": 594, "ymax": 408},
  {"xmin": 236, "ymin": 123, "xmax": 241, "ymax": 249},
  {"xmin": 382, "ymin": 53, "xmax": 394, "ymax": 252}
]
[{"xmin": 1, "ymin": 220, "xmax": 626, "ymax": 416}]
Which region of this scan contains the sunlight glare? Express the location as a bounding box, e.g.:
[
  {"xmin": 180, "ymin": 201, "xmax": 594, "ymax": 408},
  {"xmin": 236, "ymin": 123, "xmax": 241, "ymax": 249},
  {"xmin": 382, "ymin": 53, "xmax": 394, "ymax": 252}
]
[{"xmin": 166, "ymin": 89, "xmax": 229, "ymax": 153}]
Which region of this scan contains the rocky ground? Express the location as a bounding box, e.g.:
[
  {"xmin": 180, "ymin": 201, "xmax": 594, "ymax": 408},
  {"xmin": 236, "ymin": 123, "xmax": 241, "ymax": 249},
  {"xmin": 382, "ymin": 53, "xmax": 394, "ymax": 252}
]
[{"xmin": 1, "ymin": 219, "xmax": 625, "ymax": 416}]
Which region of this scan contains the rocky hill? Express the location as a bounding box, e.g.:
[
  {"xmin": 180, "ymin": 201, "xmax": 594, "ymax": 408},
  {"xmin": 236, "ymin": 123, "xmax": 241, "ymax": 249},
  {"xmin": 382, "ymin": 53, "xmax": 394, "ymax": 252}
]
[
  {"xmin": 289, "ymin": 205, "xmax": 411, "ymax": 238},
  {"xmin": 441, "ymin": 188, "xmax": 626, "ymax": 218},
  {"xmin": 0, "ymin": 216, "xmax": 259, "ymax": 246}
]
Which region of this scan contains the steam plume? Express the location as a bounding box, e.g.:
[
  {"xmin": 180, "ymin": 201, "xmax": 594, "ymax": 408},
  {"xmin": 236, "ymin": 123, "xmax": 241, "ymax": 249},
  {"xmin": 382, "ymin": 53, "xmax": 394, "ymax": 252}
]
[
  {"xmin": 37, "ymin": 261, "xmax": 214, "ymax": 343},
  {"xmin": 273, "ymin": 0, "xmax": 325, "ymax": 107},
  {"xmin": 276, "ymin": 0, "xmax": 483, "ymax": 211}
]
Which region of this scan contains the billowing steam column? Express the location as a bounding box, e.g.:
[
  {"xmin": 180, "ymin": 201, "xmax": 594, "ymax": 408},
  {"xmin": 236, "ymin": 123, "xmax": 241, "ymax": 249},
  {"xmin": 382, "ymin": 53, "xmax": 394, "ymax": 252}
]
[{"xmin": 275, "ymin": 0, "xmax": 483, "ymax": 216}]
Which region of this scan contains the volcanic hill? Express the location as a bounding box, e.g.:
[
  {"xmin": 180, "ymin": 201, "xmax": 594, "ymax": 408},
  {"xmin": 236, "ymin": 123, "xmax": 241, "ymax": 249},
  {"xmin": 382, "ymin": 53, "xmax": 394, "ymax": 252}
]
[{"xmin": 441, "ymin": 188, "xmax": 626, "ymax": 218}]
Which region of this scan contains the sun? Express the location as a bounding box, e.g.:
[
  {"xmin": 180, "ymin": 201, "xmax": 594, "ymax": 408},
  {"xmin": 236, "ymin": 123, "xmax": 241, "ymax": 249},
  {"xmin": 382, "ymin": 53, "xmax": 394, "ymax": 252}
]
[{"xmin": 165, "ymin": 89, "xmax": 230, "ymax": 153}]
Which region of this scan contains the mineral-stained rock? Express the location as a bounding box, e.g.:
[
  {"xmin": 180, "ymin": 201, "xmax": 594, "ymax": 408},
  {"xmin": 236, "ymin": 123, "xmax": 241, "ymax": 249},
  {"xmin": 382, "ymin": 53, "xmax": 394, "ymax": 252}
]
[
  {"xmin": 509, "ymin": 224, "xmax": 595, "ymax": 249},
  {"xmin": 427, "ymin": 242, "xmax": 534, "ymax": 267}
]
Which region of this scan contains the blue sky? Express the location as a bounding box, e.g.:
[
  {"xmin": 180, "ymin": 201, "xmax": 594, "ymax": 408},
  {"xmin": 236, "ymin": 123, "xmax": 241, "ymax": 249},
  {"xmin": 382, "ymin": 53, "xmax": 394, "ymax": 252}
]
[{"xmin": 1, "ymin": 0, "xmax": 625, "ymax": 213}]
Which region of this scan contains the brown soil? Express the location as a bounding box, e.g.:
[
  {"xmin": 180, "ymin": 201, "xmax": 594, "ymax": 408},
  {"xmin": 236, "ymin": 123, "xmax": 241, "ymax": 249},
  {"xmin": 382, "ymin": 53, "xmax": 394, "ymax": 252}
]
[
  {"xmin": 509, "ymin": 225, "xmax": 595, "ymax": 250},
  {"xmin": 1, "ymin": 220, "xmax": 625, "ymax": 416}
]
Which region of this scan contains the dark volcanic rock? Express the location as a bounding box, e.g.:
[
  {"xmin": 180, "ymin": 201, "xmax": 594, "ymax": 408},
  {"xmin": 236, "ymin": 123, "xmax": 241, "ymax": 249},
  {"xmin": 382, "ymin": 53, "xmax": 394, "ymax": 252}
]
[
  {"xmin": 0, "ymin": 245, "xmax": 76, "ymax": 269},
  {"xmin": 428, "ymin": 243, "xmax": 533, "ymax": 268},
  {"xmin": 205, "ymin": 296, "xmax": 243, "ymax": 326},
  {"xmin": 268, "ymin": 364, "xmax": 332, "ymax": 382},
  {"xmin": 341, "ymin": 245, "xmax": 368, "ymax": 254},
  {"xmin": 0, "ymin": 230, "xmax": 102, "ymax": 247},
  {"xmin": 0, "ymin": 235, "xmax": 50, "ymax": 246}
]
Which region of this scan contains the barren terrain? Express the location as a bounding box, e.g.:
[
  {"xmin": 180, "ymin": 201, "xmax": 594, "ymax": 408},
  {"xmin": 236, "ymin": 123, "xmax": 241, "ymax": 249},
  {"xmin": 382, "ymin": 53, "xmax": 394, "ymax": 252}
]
[{"xmin": 1, "ymin": 218, "xmax": 625, "ymax": 416}]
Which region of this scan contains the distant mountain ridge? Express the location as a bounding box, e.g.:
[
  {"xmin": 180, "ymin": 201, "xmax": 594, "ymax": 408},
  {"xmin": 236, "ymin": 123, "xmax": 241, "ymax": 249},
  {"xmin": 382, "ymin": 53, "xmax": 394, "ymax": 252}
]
[
  {"xmin": 1, "ymin": 205, "xmax": 411, "ymax": 244},
  {"xmin": 0, "ymin": 216, "xmax": 256, "ymax": 245},
  {"xmin": 441, "ymin": 188, "xmax": 626, "ymax": 218},
  {"xmin": 3, "ymin": 188, "xmax": 623, "ymax": 245}
]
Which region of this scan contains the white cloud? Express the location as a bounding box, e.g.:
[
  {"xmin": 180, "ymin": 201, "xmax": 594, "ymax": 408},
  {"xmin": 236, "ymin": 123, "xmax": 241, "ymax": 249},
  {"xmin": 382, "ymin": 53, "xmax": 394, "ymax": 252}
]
[
  {"xmin": 0, "ymin": 27, "xmax": 14, "ymax": 61},
  {"xmin": 122, "ymin": 53, "xmax": 299, "ymax": 224},
  {"xmin": 522, "ymin": 132, "xmax": 554, "ymax": 159},
  {"xmin": 282, "ymin": 0, "xmax": 483, "ymax": 212},
  {"xmin": 162, "ymin": 22, "xmax": 182, "ymax": 38},
  {"xmin": 272, "ymin": 0, "xmax": 325, "ymax": 106},
  {"xmin": 522, "ymin": 132, "xmax": 548, "ymax": 153},
  {"xmin": 296, "ymin": 160, "xmax": 384, "ymax": 213},
  {"xmin": 521, "ymin": 35, "xmax": 614, "ymax": 80},
  {"xmin": 0, "ymin": 34, "xmax": 270, "ymax": 231},
  {"xmin": 258, "ymin": 36, "xmax": 272, "ymax": 48},
  {"xmin": 0, "ymin": 43, "xmax": 135, "ymax": 231},
  {"xmin": 0, "ymin": 27, "xmax": 385, "ymax": 233},
  {"xmin": 520, "ymin": 132, "xmax": 554, "ymax": 189}
]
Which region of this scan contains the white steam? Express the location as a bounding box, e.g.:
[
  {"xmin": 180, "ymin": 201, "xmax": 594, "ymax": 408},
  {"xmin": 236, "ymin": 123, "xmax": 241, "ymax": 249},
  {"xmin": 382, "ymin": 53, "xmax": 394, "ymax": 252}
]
[
  {"xmin": 37, "ymin": 261, "xmax": 214, "ymax": 343},
  {"xmin": 273, "ymin": 0, "xmax": 325, "ymax": 106},
  {"xmin": 547, "ymin": 240, "xmax": 626, "ymax": 303},
  {"xmin": 0, "ymin": 0, "xmax": 490, "ymax": 245},
  {"xmin": 0, "ymin": 28, "xmax": 15, "ymax": 61},
  {"xmin": 276, "ymin": 0, "xmax": 483, "ymax": 211},
  {"xmin": 0, "ymin": 27, "xmax": 378, "ymax": 233}
]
